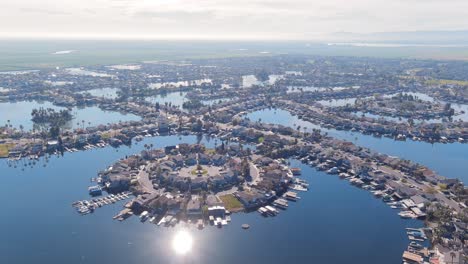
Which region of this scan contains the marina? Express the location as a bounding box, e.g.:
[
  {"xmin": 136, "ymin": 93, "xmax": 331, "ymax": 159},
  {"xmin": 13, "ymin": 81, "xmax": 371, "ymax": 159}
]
[{"xmin": 72, "ymin": 191, "xmax": 132, "ymax": 215}]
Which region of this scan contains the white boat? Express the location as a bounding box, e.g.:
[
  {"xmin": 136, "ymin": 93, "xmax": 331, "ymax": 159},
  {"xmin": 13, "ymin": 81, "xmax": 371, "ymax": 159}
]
[{"xmin": 265, "ymin": 205, "xmax": 278, "ymax": 216}]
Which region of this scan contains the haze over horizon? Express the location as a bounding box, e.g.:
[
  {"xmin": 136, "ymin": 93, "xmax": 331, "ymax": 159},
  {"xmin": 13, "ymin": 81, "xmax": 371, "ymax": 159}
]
[{"xmin": 2, "ymin": 0, "xmax": 468, "ymax": 41}]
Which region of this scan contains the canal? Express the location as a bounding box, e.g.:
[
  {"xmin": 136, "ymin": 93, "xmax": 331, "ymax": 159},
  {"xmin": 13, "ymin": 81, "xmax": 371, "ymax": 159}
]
[{"xmin": 0, "ymin": 100, "xmax": 141, "ymax": 131}]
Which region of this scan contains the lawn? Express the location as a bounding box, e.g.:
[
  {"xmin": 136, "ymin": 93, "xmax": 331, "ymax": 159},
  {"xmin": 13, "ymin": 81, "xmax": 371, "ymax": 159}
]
[
  {"xmin": 425, "ymin": 79, "xmax": 468, "ymax": 86},
  {"xmin": 191, "ymin": 169, "xmax": 208, "ymax": 175},
  {"xmin": 0, "ymin": 144, "xmax": 13, "ymax": 158},
  {"xmin": 219, "ymin": 194, "xmax": 244, "ymax": 212}
]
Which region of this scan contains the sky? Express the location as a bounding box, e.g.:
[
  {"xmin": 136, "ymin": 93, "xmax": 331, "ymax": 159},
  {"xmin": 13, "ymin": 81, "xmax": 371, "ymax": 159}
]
[{"xmin": 1, "ymin": 0, "xmax": 468, "ymax": 40}]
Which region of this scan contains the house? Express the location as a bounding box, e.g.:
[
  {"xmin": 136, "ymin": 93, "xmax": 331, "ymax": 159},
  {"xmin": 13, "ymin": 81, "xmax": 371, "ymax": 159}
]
[
  {"xmin": 46, "ymin": 140, "xmax": 59, "ymax": 152},
  {"xmin": 158, "ymin": 116, "xmax": 170, "ymax": 133},
  {"xmin": 208, "ymin": 205, "xmax": 225, "ymax": 218},
  {"xmin": 212, "ymin": 154, "xmax": 227, "ymax": 166},
  {"xmin": 235, "ymin": 190, "xmax": 267, "ymax": 210},
  {"xmin": 30, "ymin": 143, "xmax": 43, "ymax": 155},
  {"xmin": 410, "ymin": 195, "xmax": 429, "ymax": 209},
  {"xmin": 186, "ymin": 197, "xmax": 202, "ymax": 217},
  {"xmin": 171, "ymin": 155, "xmax": 185, "ymax": 168},
  {"xmin": 105, "ymin": 174, "xmax": 131, "ymax": 193},
  {"xmin": 164, "ymin": 145, "xmax": 177, "ymax": 154},
  {"xmin": 185, "ymin": 154, "xmax": 197, "ymax": 166},
  {"xmin": 88, "ymin": 134, "xmax": 101, "ymax": 144},
  {"xmin": 198, "ymin": 153, "xmax": 211, "ymax": 165},
  {"xmin": 191, "ymin": 177, "xmax": 207, "ymax": 190}
]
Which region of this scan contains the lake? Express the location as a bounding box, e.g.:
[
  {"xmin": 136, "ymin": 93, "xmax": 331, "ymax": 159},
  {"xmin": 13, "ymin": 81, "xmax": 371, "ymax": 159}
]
[
  {"xmin": 0, "ymin": 135, "xmax": 423, "ymax": 264},
  {"xmin": 145, "ymin": 92, "xmax": 188, "ymax": 108},
  {"xmin": 0, "ymin": 100, "xmax": 140, "ymax": 131},
  {"xmin": 78, "ymin": 88, "xmax": 120, "ymax": 99},
  {"xmin": 148, "ymin": 79, "xmax": 212, "ymax": 89},
  {"xmin": 242, "ymin": 74, "xmax": 283, "ymax": 88}
]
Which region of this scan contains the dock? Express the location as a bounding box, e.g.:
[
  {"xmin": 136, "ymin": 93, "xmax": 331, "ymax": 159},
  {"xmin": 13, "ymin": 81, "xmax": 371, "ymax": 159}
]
[{"xmin": 72, "ymin": 191, "xmax": 132, "ymax": 215}]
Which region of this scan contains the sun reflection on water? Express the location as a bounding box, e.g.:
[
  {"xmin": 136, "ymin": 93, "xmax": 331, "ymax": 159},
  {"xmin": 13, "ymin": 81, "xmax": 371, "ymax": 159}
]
[{"xmin": 172, "ymin": 230, "xmax": 193, "ymax": 255}]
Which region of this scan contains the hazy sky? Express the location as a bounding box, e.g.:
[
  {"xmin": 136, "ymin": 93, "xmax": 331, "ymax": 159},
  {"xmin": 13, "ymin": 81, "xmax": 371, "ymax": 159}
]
[{"xmin": 1, "ymin": 0, "xmax": 467, "ymax": 39}]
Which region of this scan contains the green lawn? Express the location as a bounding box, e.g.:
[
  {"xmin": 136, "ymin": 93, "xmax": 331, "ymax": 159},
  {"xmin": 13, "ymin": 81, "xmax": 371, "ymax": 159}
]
[
  {"xmin": 0, "ymin": 144, "xmax": 13, "ymax": 158},
  {"xmin": 219, "ymin": 194, "xmax": 244, "ymax": 211},
  {"xmin": 191, "ymin": 169, "xmax": 208, "ymax": 175}
]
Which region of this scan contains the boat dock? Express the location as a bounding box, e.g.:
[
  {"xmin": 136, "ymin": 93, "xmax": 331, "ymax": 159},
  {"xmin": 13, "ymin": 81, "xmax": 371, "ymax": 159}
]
[
  {"xmin": 72, "ymin": 191, "xmax": 132, "ymax": 215},
  {"xmin": 283, "ymin": 191, "xmax": 300, "ymax": 201}
]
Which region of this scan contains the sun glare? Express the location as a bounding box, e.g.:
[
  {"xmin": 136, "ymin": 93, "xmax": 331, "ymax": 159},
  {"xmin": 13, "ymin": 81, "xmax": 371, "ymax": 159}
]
[{"xmin": 172, "ymin": 230, "xmax": 193, "ymax": 255}]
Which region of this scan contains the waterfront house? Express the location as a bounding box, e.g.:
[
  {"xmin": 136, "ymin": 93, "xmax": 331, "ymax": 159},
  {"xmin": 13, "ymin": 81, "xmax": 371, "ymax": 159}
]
[
  {"xmin": 171, "ymin": 155, "xmax": 185, "ymax": 168},
  {"xmin": 30, "ymin": 143, "xmax": 43, "ymax": 155},
  {"xmin": 46, "ymin": 140, "xmax": 59, "ymax": 152},
  {"xmin": 198, "ymin": 153, "xmax": 211, "ymax": 165},
  {"xmin": 186, "ymin": 197, "xmax": 202, "ymax": 217},
  {"xmin": 185, "ymin": 153, "xmax": 197, "ymax": 166},
  {"xmin": 235, "ymin": 190, "xmax": 268, "ymax": 210},
  {"xmin": 212, "ymin": 154, "xmax": 227, "ymax": 166},
  {"xmin": 208, "ymin": 205, "xmax": 226, "ymax": 218}
]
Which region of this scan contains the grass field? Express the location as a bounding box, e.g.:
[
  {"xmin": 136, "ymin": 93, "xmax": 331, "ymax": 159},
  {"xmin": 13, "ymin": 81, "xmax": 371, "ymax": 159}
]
[
  {"xmin": 0, "ymin": 144, "xmax": 13, "ymax": 158},
  {"xmin": 219, "ymin": 194, "xmax": 244, "ymax": 212},
  {"xmin": 425, "ymin": 79, "xmax": 468, "ymax": 86},
  {"xmin": 2, "ymin": 40, "xmax": 468, "ymax": 71}
]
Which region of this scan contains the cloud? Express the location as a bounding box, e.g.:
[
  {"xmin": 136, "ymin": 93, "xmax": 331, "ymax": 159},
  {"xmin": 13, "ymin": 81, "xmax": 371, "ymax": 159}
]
[
  {"xmin": 19, "ymin": 7, "xmax": 70, "ymax": 16},
  {"xmin": 1, "ymin": 0, "xmax": 467, "ymax": 39},
  {"xmin": 134, "ymin": 10, "xmax": 216, "ymax": 22}
]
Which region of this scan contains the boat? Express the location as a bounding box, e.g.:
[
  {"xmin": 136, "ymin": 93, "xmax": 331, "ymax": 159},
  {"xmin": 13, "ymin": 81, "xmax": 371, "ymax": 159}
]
[
  {"xmin": 265, "ymin": 205, "xmax": 278, "ymax": 216},
  {"xmin": 197, "ymin": 219, "xmax": 204, "ymax": 229},
  {"xmin": 273, "ymin": 198, "xmax": 288, "ymax": 209},
  {"xmin": 257, "ymin": 207, "xmax": 269, "ymax": 216},
  {"xmin": 140, "ymin": 211, "xmax": 149, "ymax": 222},
  {"xmin": 283, "ymin": 191, "xmax": 300, "ymax": 201},
  {"xmin": 290, "ymin": 184, "xmax": 308, "ymax": 192}
]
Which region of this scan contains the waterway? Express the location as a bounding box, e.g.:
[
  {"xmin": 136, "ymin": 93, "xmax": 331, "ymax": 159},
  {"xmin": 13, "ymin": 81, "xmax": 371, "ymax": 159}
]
[
  {"xmin": 148, "ymin": 79, "xmax": 212, "ymax": 89},
  {"xmin": 242, "ymin": 74, "xmax": 283, "ymax": 88},
  {"xmin": 0, "ymin": 135, "xmax": 423, "ymax": 264},
  {"xmin": 78, "ymin": 88, "xmax": 120, "ymax": 99},
  {"xmin": 145, "ymin": 92, "xmax": 188, "ymax": 108},
  {"xmin": 246, "ymin": 108, "xmax": 468, "ymax": 183},
  {"xmin": 0, "ymin": 100, "xmax": 140, "ymax": 131}
]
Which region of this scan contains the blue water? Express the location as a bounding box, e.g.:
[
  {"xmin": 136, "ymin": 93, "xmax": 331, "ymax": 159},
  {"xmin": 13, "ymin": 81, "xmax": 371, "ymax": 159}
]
[
  {"xmin": 242, "ymin": 75, "xmax": 283, "ymax": 88},
  {"xmin": 78, "ymin": 88, "xmax": 120, "ymax": 99},
  {"xmin": 0, "ymin": 101, "xmax": 140, "ymax": 131},
  {"xmin": 145, "ymin": 92, "xmax": 188, "ymax": 108},
  {"xmin": 0, "ymin": 135, "xmax": 422, "ymax": 264},
  {"xmin": 246, "ymin": 108, "xmax": 468, "ymax": 183}
]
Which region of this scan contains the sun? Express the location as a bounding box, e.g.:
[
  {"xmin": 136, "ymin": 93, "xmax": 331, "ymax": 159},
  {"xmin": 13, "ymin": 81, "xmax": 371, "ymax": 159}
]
[{"xmin": 172, "ymin": 230, "xmax": 193, "ymax": 255}]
